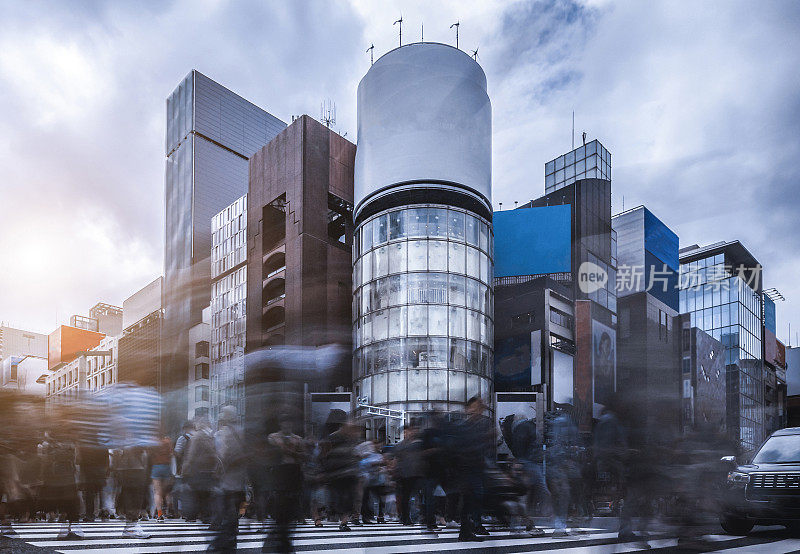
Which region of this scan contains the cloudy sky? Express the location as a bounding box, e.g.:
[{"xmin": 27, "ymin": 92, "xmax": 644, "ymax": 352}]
[{"xmin": 1, "ymin": 0, "xmax": 799, "ymax": 344}]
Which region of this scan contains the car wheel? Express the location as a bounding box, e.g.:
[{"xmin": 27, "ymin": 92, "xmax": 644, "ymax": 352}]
[{"xmin": 720, "ymin": 515, "xmax": 754, "ymax": 535}]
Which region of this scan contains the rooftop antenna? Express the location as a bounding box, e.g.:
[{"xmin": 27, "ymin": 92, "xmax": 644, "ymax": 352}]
[
  {"xmin": 572, "ymin": 110, "xmax": 575, "ymax": 150},
  {"xmin": 366, "ymin": 43, "xmax": 374, "ymax": 65},
  {"xmin": 514, "ymin": 200, "xmax": 518, "ymax": 209},
  {"xmin": 450, "ymin": 21, "xmax": 460, "ymax": 49},
  {"xmin": 320, "ymin": 99, "xmax": 336, "ymax": 129},
  {"xmin": 421, "ymin": 22, "xmax": 424, "ymax": 42},
  {"xmin": 499, "ymin": 202, "xmax": 503, "ymax": 210},
  {"xmin": 471, "ymin": 47, "xmax": 479, "ymax": 61},
  {"xmin": 394, "ymin": 16, "xmax": 403, "ymax": 47},
  {"xmin": 582, "ymin": 131, "xmax": 587, "ymax": 146}
]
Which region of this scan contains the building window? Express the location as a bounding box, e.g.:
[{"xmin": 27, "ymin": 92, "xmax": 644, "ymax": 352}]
[
  {"xmin": 549, "ymin": 308, "xmax": 574, "ymax": 330},
  {"xmin": 196, "ymin": 385, "xmax": 209, "ymax": 402},
  {"xmin": 659, "ymin": 310, "xmax": 670, "ymax": 342},
  {"xmin": 195, "ymin": 341, "xmax": 210, "ymax": 358},
  {"xmin": 195, "ymin": 363, "xmax": 209, "ymax": 380}
]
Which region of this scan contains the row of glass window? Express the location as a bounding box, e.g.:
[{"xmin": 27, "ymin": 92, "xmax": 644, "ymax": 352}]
[
  {"xmin": 685, "ymin": 305, "xmax": 761, "ymax": 355},
  {"xmin": 546, "ymin": 140, "xmax": 609, "ymax": 175},
  {"xmin": 680, "ymin": 254, "xmax": 725, "ymax": 274},
  {"xmin": 546, "ymin": 165, "xmax": 611, "ymax": 191},
  {"xmin": 355, "ymin": 206, "xmax": 492, "ymax": 257},
  {"xmin": 680, "ymin": 281, "xmax": 742, "ymax": 311},
  {"xmin": 355, "ymin": 370, "xmax": 492, "ymax": 406},
  {"xmin": 355, "ymin": 305, "xmax": 493, "ymax": 348},
  {"xmin": 679, "ymin": 267, "xmax": 762, "ymax": 319},
  {"xmin": 355, "ymin": 273, "xmax": 492, "ymax": 319},
  {"xmin": 354, "ymin": 240, "xmax": 493, "ymax": 287},
  {"xmin": 355, "ymin": 337, "xmax": 491, "ymax": 376}
]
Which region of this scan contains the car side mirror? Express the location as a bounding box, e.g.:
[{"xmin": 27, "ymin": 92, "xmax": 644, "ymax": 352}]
[{"xmin": 720, "ymin": 455, "xmax": 736, "ymax": 464}]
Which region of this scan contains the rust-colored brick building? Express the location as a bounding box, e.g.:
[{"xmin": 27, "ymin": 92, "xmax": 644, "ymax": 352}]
[{"xmin": 246, "ymin": 115, "xmax": 355, "ymax": 391}]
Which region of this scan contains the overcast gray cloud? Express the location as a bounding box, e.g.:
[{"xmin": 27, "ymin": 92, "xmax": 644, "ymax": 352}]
[{"xmin": 1, "ymin": 0, "xmax": 799, "ymax": 345}]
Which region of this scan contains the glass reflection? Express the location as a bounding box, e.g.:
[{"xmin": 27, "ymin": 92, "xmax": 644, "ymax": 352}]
[{"xmin": 353, "ymin": 204, "xmax": 494, "ymax": 411}]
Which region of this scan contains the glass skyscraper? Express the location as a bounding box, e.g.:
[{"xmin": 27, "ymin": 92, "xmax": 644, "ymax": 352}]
[
  {"xmin": 163, "ymin": 70, "xmax": 284, "ymax": 430},
  {"xmin": 210, "ymin": 195, "xmax": 247, "ymax": 424},
  {"xmin": 679, "ymin": 241, "xmax": 764, "ymax": 451}
]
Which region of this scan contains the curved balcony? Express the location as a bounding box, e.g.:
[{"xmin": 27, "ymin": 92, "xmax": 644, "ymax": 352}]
[
  {"xmin": 263, "ymin": 277, "xmax": 286, "ymax": 306},
  {"xmin": 262, "ymin": 306, "xmax": 285, "ymax": 333},
  {"xmin": 263, "ymin": 251, "xmax": 286, "ymax": 280}
]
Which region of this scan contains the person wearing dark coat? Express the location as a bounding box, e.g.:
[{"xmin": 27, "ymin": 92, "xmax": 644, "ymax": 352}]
[
  {"xmin": 77, "ymin": 445, "xmax": 108, "ymax": 522},
  {"xmin": 454, "ymin": 397, "xmax": 493, "ymax": 541}
]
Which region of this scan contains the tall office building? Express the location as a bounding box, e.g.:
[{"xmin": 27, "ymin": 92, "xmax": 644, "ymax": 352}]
[
  {"xmin": 511, "ymin": 144, "xmax": 616, "ymax": 429},
  {"xmin": 163, "ymin": 70, "xmax": 285, "ymax": 432},
  {"xmin": 493, "ymin": 206, "xmax": 574, "ymax": 407},
  {"xmin": 352, "ymin": 43, "xmax": 493, "ymax": 437},
  {"xmin": 679, "ymin": 241, "xmax": 765, "ymax": 451},
  {"xmin": 613, "ymin": 206, "xmax": 682, "ymax": 436},
  {"xmin": 245, "ymin": 115, "xmax": 355, "ymax": 437},
  {"xmin": 211, "ymin": 195, "xmax": 247, "ymax": 423}
]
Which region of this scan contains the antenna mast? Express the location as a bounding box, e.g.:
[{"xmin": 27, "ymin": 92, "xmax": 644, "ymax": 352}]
[
  {"xmin": 421, "ymin": 22, "xmax": 424, "ymax": 42},
  {"xmin": 366, "ymin": 43, "xmax": 374, "ymax": 65},
  {"xmin": 572, "ymin": 111, "xmax": 575, "ymax": 150},
  {"xmin": 450, "ymin": 21, "xmax": 460, "ymax": 49},
  {"xmin": 320, "ymin": 100, "xmax": 336, "ymax": 129},
  {"xmin": 394, "ymin": 16, "xmax": 403, "ymax": 46},
  {"xmin": 471, "ymin": 47, "xmax": 479, "ymax": 61}
]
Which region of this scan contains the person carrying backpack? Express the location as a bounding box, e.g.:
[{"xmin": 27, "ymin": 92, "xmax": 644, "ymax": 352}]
[{"xmin": 181, "ymin": 418, "xmax": 218, "ymax": 523}]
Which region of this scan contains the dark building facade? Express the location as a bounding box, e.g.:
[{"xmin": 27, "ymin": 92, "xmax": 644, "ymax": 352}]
[
  {"xmin": 613, "ymin": 205, "xmax": 681, "ymax": 436},
  {"xmin": 493, "ymin": 276, "xmax": 575, "ymax": 406},
  {"xmin": 118, "ymin": 310, "xmax": 163, "ymax": 389},
  {"xmin": 616, "ymin": 291, "xmax": 682, "ymax": 435},
  {"xmin": 163, "ymin": 70, "xmax": 285, "ymax": 432},
  {"xmin": 508, "ymin": 174, "xmax": 616, "ymax": 430},
  {"xmin": 677, "ymin": 316, "xmax": 727, "ymax": 434},
  {"xmin": 245, "ymin": 115, "xmax": 355, "ymax": 389}
]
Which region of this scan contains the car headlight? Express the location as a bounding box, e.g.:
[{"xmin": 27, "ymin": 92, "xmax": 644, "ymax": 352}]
[{"xmin": 727, "ymin": 471, "xmax": 750, "ymax": 487}]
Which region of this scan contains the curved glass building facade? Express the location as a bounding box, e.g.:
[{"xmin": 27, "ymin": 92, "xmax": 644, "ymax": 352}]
[
  {"xmin": 353, "ymin": 203, "xmax": 493, "ymax": 415},
  {"xmin": 352, "ymin": 43, "xmax": 493, "ymax": 437}
]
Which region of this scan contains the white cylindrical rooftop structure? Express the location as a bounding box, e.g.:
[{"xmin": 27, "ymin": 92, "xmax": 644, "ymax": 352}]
[{"xmin": 354, "ymin": 43, "xmax": 492, "ymax": 218}]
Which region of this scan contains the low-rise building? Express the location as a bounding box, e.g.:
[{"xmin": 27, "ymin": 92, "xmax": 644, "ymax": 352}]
[{"xmin": 45, "ymin": 335, "xmax": 118, "ymax": 408}]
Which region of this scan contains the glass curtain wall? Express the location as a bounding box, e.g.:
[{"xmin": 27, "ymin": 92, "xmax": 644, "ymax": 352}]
[
  {"xmin": 210, "ymin": 195, "xmax": 247, "ymax": 424},
  {"xmin": 353, "ymin": 204, "xmax": 494, "ymax": 416},
  {"xmin": 679, "ymin": 253, "xmax": 764, "ymax": 450}
]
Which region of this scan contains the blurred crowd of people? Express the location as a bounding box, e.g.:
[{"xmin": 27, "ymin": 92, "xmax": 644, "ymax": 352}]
[{"xmin": 0, "ymin": 392, "xmax": 735, "ymax": 552}]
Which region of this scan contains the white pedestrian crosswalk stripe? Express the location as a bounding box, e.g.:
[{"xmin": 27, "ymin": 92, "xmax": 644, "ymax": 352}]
[{"xmin": 2, "ymin": 519, "xmax": 797, "ymax": 553}]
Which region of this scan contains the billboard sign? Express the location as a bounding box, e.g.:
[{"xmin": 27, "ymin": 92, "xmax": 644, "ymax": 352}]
[
  {"xmin": 592, "ymin": 319, "xmax": 616, "ymax": 407},
  {"xmin": 494, "ymin": 205, "xmax": 571, "ymax": 278},
  {"xmin": 764, "ymin": 296, "xmax": 776, "ymax": 333}
]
